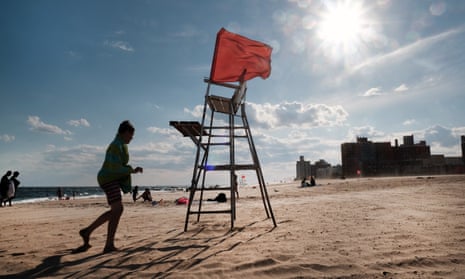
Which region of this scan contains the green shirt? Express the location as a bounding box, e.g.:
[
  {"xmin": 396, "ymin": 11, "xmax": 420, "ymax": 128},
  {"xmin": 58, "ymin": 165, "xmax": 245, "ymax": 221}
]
[{"xmin": 97, "ymin": 135, "xmax": 134, "ymax": 193}]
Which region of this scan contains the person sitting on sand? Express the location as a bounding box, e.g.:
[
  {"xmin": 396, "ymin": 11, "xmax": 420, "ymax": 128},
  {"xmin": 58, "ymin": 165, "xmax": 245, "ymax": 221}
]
[
  {"xmin": 136, "ymin": 189, "xmax": 165, "ymax": 206},
  {"xmin": 310, "ymin": 176, "xmax": 316, "ymax": 186},
  {"xmin": 301, "ymin": 177, "xmax": 310, "ymax": 187},
  {"xmin": 207, "ymin": 192, "xmax": 227, "ymax": 203},
  {"xmin": 301, "ymin": 176, "xmax": 316, "ymax": 187},
  {"xmin": 137, "ymin": 188, "xmax": 152, "ymax": 202}
]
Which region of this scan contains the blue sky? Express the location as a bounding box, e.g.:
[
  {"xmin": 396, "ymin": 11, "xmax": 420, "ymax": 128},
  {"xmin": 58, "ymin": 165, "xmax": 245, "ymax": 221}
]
[{"xmin": 1, "ymin": 0, "xmax": 464, "ymax": 186}]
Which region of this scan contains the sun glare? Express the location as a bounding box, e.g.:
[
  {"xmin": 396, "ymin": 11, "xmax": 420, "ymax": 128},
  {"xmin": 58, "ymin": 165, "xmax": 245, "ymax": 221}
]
[{"xmin": 317, "ymin": 1, "xmax": 370, "ymax": 58}]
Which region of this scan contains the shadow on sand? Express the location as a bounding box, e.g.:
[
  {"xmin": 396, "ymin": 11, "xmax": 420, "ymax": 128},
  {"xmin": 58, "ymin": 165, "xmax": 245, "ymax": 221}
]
[{"xmin": 0, "ymin": 219, "xmax": 275, "ymax": 279}]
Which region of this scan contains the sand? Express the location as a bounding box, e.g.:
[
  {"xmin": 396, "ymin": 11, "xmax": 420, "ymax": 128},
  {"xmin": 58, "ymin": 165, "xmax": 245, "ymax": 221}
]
[{"xmin": 0, "ymin": 175, "xmax": 465, "ymax": 278}]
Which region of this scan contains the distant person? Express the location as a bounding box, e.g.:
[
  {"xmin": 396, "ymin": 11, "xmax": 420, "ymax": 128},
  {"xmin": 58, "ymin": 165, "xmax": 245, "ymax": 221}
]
[
  {"xmin": 132, "ymin": 185, "xmax": 139, "ymax": 202},
  {"xmin": 137, "ymin": 188, "xmax": 152, "ymax": 202},
  {"xmin": 0, "ymin": 170, "xmax": 12, "ymax": 206},
  {"xmin": 4, "ymin": 171, "xmax": 20, "ymax": 206},
  {"xmin": 75, "ymin": 120, "xmax": 143, "ymax": 254},
  {"xmin": 136, "ymin": 188, "xmax": 164, "ymax": 206},
  {"xmin": 208, "ymin": 192, "xmax": 227, "ymax": 203},
  {"xmin": 310, "ymin": 176, "xmax": 316, "ymax": 186},
  {"xmin": 301, "ymin": 177, "xmax": 307, "ymax": 187},
  {"xmin": 301, "ymin": 176, "xmax": 312, "ymax": 187},
  {"xmin": 233, "ymin": 173, "xmax": 239, "ymax": 200},
  {"xmin": 57, "ymin": 187, "xmax": 63, "ymax": 200}
]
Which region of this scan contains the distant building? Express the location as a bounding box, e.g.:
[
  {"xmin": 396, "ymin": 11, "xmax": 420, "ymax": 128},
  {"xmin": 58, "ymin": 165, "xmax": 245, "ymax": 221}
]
[
  {"xmin": 341, "ymin": 135, "xmax": 465, "ymax": 177},
  {"xmin": 296, "ymin": 156, "xmax": 311, "ymax": 180},
  {"xmin": 296, "ymin": 156, "xmax": 342, "ymax": 179}
]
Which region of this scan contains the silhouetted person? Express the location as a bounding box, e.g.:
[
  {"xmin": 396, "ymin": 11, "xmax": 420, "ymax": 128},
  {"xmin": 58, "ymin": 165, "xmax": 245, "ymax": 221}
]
[
  {"xmin": 301, "ymin": 177, "xmax": 307, "ymax": 187},
  {"xmin": 233, "ymin": 172, "xmax": 239, "ymax": 200},
  {"xmin": 310, "ymin": 176, "xmax": 316, "ymax": 186},
  {"xmin": 208, "ymin": 192, "xmax": 227, "ymax": 203},
  {"xmin": 75, "ymin": 120, "xmax": 143, "ymax": 254},
  {"xmin": 0, "ymin": 170, "xmax": 12, "ymax": 206},
  {"xmin": 4, "ymin": 171, "xmax": 20, "ymax": 206},
  {"xmin": 57, "ymin": 187, "xmax": 63, "ymax": 200},
  {"xmin": 137, "ymin": 189, "xmax": 152, "ymax": 202}
]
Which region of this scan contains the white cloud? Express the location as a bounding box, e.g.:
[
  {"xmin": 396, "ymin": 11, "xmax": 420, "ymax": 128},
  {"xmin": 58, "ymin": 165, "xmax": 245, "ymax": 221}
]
[
  {"xmin": 27, "ymin": 116, "xmax": 72, "ymax": 135},
  {"xmin": 114, "ymin": 30, "xmax": 126, "ymax": 35},
  {"xmin": 247, "ymin": 101, "xmax": 348, "ymax": 129},
  {"xmin": 0, "ymin": 134, "xmax": 15, "ymax": 142},
  {"xmin": 351, "ymin": 25, "xmax": 465, "ymax": 73},
  {"xmin": 184, "ymin": 105, "xmax": 204, "ymax": 118},
  {"xmin": 67, "ymin": 118, "xmax": 90, "ymax": 127},
  {"xmin": 360, "ymin": 84, "xmax": 408, "ymax": 97},
  {"xmin": 422, "ymin": 125, "xmax": 458, "ymax": 147},
  {"xmin": 347, "ymin": 126, "xmax": 386, "ymax": 141},
  {"xmin": 452, "ymin": 127, "xmax": 465, "ymax": 137},
  {"xmin": 360, "ymin": 87, "xmax": 383, "ymax": 97},
  {"xmin": 430, "ymin": 1, "xmax": 447, "ymax": 16},
  {"xmin": 394, "ymin": 83, "xmax": 409, "ymax": 92},
  {"xmin": 104, "ymin": 40, "xmax": 134, "ymax": 52},
  {"xmin": 403, "ymin": 119, "xmax": 416, "ymax": 126},
  {"xmin": 183, "ymin": 101, "xmax": 348, "ymax": 130},
  {"xmin": 42, "ymin": 144, "xmax": 103, "ymax": 166},
  {"xmin": 147, "ymin": 126, "xmax": 175, "ymax": 135}
]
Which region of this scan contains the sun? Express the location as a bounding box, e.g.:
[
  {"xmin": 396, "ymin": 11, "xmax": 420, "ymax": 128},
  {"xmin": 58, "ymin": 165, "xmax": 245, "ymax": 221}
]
[
  {"xmin": 318, "ymin": 4, "xmax": 363, "ymax": 44},
  {"xmin": 316, "ymin": 1, "xmax": 369, "ymax": 57}
]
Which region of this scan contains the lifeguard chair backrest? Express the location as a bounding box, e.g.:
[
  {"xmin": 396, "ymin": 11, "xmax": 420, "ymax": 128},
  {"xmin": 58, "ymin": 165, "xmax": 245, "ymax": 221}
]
[{"xmin": 231, "ymin": 81, "xmax": 247, "ymax": 113}]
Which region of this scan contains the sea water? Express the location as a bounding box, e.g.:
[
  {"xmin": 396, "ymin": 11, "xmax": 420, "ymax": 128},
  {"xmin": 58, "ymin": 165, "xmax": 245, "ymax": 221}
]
[{"xmin": 10, "ymin": 186, "xmax": 187, "ymax": 204}]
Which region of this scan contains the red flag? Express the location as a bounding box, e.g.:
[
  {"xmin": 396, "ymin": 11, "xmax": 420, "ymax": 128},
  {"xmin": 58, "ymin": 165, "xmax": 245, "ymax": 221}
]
[{"xmin": 209, "ymin": 28, "xmax": 272, "ymax": 82}]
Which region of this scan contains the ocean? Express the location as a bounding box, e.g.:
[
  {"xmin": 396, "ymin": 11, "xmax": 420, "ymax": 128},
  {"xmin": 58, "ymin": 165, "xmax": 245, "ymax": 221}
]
[{"xmin": 8, "ymin": 186, "xmax": 188, "ymax": 204}]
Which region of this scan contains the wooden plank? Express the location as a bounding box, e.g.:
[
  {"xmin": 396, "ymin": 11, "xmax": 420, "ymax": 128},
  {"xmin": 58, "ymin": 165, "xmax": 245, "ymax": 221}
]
[
  {"xmin": 188, "ymin": 210, "xmax": 232, "ymax": 214},
  {"xmin": 169, "ymin": 121, "xmax": 207, "ymax": 137}
]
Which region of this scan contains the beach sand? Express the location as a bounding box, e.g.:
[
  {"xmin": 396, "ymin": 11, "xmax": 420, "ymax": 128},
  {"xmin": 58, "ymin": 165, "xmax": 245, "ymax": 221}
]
[{"xmin": 1, "ymin": 175, "xmax": 465, "ymax": 278}]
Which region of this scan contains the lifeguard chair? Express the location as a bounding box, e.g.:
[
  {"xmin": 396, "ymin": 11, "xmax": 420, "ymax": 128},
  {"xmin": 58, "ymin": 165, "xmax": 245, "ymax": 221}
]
[{"xmin": 170, "ymin": 28, "xmax": 276, "ymax": 231}]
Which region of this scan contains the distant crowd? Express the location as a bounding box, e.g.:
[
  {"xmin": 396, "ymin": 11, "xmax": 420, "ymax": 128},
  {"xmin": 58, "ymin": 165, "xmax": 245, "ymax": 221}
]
[{"xmin": 0, "ymin": 170, "xmax": 21, "ymax": 207}]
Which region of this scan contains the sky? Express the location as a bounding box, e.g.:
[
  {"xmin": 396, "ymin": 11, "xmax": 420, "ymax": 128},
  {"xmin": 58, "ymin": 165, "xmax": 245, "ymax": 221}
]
[{"xmin": 1, "ymin": 0, "xmax": 465, "ymax": 187}]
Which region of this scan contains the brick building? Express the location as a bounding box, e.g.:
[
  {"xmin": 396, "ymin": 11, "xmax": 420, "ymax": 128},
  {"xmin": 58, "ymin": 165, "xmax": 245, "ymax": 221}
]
[{"xmin": 341, "ymin": 135, "xmax": 465, "ymax": 177}]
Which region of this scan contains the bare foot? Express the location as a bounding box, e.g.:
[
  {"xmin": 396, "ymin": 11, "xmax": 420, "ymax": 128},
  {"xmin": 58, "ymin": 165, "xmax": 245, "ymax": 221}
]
[
  {"xmin": 103, "ymin": 246, "xmax": 118, "ymax": 254},
  {"xmin": 79, "ymin": 228, "xmax": 90, "ymax": 246},
  {"xmin": 72, "ymin": 243, "xmax": 91, "ymax": 254}
]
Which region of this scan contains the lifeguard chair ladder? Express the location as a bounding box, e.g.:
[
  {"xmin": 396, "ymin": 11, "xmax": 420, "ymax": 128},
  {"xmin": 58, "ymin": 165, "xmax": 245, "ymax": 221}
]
[{"xmin": 170, "ymin": 79, "xmax": 276, "ymax": 231}]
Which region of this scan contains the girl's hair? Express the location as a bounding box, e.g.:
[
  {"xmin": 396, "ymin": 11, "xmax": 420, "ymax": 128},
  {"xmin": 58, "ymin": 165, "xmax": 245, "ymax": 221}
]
[{"xmin": 118, "ymin": 120, "xmax": 135, "ymax": 134}]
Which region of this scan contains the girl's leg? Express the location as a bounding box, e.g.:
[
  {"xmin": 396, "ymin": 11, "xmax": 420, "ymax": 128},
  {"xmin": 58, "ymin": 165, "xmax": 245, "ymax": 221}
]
[
  {"xmin": 77, "ymin": 181, "xmax": 122, "ymax": 252},
  {"xmin": 103, "ymin": 201, "xmax": 124, "ymax": 252},
  {"xmin": 80, "ymin": 209, "xmax": 112, "ymax": 246}
]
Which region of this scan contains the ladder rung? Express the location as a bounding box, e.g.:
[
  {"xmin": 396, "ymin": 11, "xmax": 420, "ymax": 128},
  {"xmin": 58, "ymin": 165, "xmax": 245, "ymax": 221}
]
[
  {"xmin": 189, "ymin": 210, "xmax": 232, "ymax": 214},
  {"xmin": 207, "ymin": 126, "xmax": 234, "ymax": 129},
  {"xmin": 199, "ymin": 164, "xmax": 257, "ymax": 170},
  {"xmin": 207, "ymin": 135, "xmax": 247, "ymax": 138},
  {"xmin": 190, "ymin": 187, "xmax": 231, "ymax": 191},
  {"xmin": 201, "ymin": 142, "xmax": 230, "ymax": 146}
]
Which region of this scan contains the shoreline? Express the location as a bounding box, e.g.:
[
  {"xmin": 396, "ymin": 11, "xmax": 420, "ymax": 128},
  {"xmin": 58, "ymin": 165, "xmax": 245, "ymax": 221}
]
[{"xmin": 10, "ymin": 173, "xmax": 462, "ymax": 204}]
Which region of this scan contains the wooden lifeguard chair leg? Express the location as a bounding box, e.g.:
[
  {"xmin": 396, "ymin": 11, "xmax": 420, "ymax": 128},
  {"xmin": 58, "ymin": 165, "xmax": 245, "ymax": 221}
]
[{"xmin": 241, "ymin": 104, "xmax": 277, "ymax": 227}]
